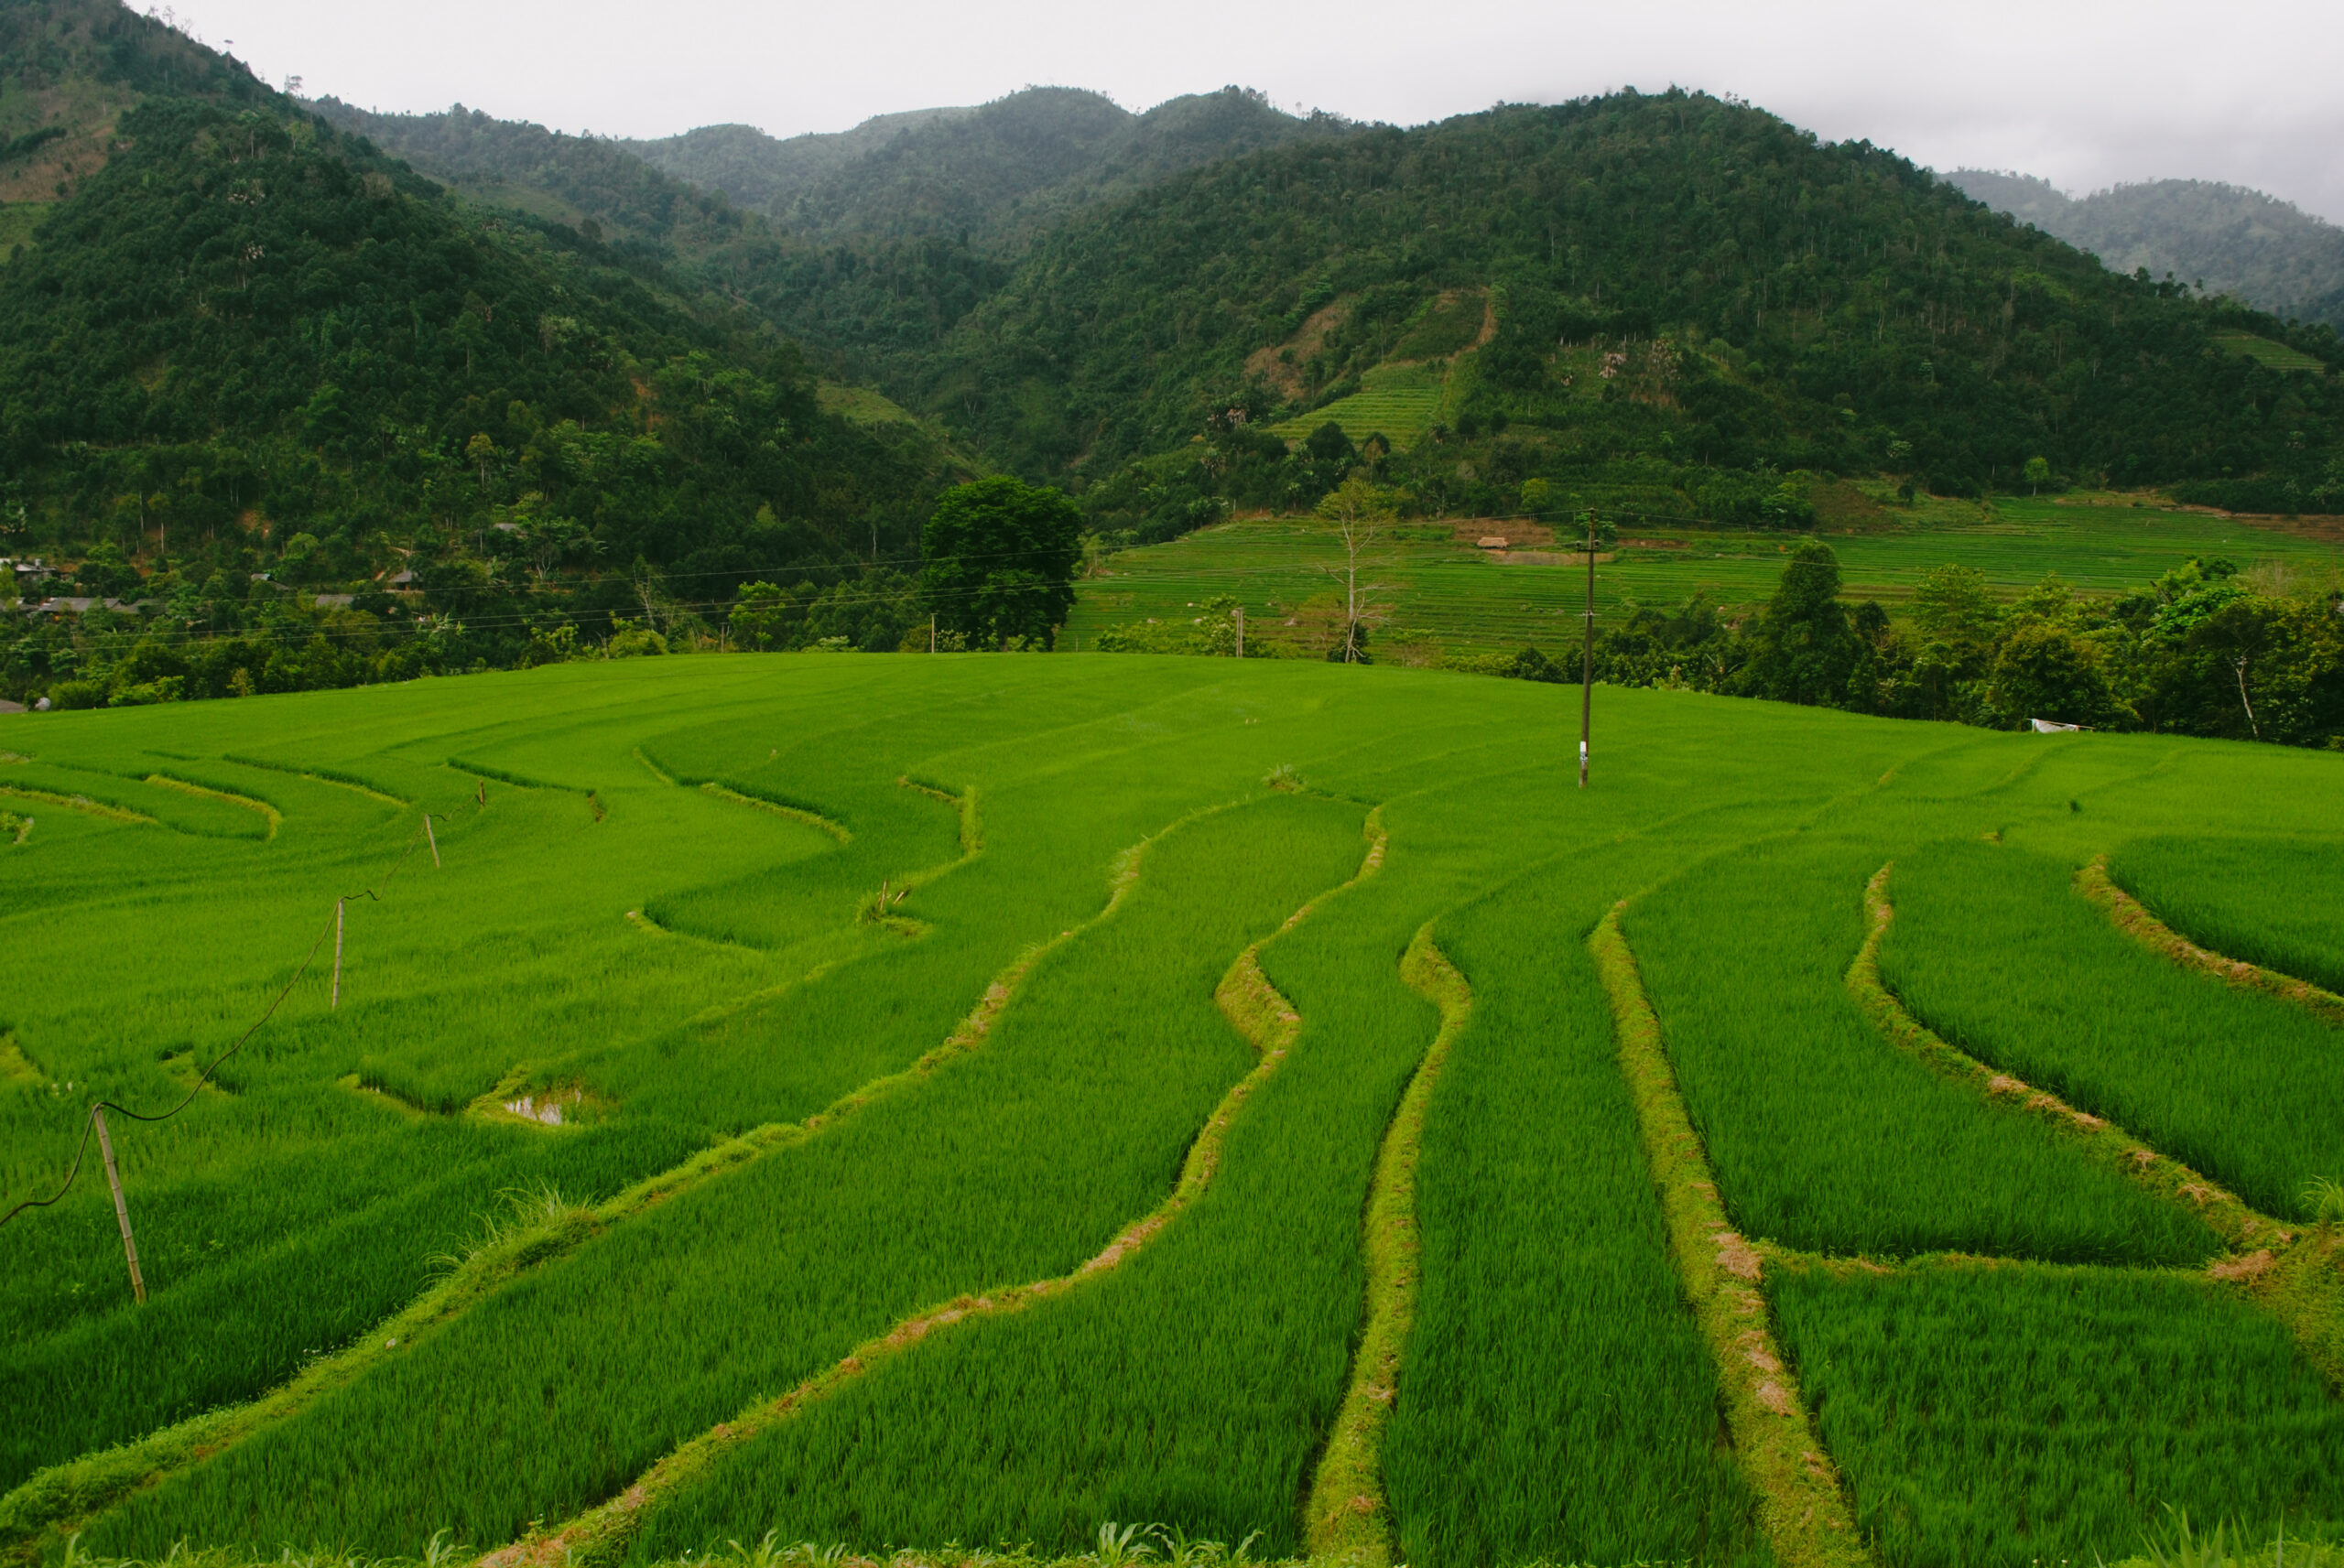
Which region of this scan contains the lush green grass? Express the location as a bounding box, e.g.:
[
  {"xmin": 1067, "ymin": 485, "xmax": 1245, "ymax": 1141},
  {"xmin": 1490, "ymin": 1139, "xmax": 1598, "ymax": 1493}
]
[
  {"xmin": 1384, "ymin": 847, "xmax": 1776, "ymax": 1568},
  {"xmin": 1773, "ymin": 1258, "xmax": 2344, "ymax": 1566},
  {"xmin": 2110, "ymin": 834, "xmax": 2344, "ymax": 995},
  {"xmin": 1624, "ymin": 832, "xmax": 2215, "ymax": 1263},
  {"xmin": 1881, "ymin": 838, "xmax": 2344, "ymax": 1218},
  {"xmin": 92, "ymin": 792, "xmax": 1369, "ymax": 1557},
  {"xmin": 5, "ymin": 657, "xmax": 2344, "ymax": 1564},
  {"xmin": 1068, "ymin": 496, "xmax": 2344, "ymax": 656},
  {"xmin": 631, "ymin": 804, "xmax": 1404, "ymax": 1557}
]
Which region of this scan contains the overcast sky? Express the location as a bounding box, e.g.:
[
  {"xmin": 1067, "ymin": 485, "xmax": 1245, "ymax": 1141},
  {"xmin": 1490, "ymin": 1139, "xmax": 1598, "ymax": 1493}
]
[{"xmin": 166, "ymin": 0, "xmax": 2344, "ymax": 222}]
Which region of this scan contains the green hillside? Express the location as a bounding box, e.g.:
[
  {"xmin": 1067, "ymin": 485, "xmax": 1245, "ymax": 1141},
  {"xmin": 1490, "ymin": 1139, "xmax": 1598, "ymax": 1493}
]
[
  {"xmin": 4, "ymin": 656, "xmax": 2343, "ymax": 1568},
  {"xmin": 0, "ymin": 2, "xmax": 968, "ymax": 698},
  {"xmin": 631, "ymin": 85, "xmax": 1349, "ymax": 253},
  {"xmin": 931, "ymin": 92, "xmax": 2344, "ymax": 521},
  {"xmin": 1950, "ymin": 169, "xmax": 2344, "ymax": 331},
  {"xmin": 307, "ymin": 99, "xmax": 776, "ymax": 273},
  {"xmin": 619, "ymin": 109, "xmax": 975, "ymax": 219}
]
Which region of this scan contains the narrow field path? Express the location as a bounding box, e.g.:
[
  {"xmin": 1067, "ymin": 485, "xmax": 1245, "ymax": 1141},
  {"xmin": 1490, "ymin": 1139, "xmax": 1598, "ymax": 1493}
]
[
  {"xmin": 1590, "ymin": 905, "xmax": 1872, "ymax": 1568},
  {"xmin": 1304, "ymin": 920, "xmax": 1464, "ymax": 1566},
  {"xmin": 477, "ymin": 809, "xmax": 1390, "ymax": 1568},
  {"xmin": 1851, "ymin": 861, "xmax": 2344, "ymax": 1384},
  {"xmin": 2078, "ymin": 855, "xmax": 2344, "ymax": 1025}
]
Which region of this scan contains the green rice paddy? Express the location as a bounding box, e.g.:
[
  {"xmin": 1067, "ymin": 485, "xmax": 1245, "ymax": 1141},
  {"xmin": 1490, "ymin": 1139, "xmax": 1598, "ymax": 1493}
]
[
  {"xmin": 1267, "ymin": 363, "xmax": 1450, "ymax": 451},
  {"xmin": 1068, "ymin": 496, "xmax": 2344, "ymax": 654},
  {"xmin": 4, "ymin": 654, "xmax": 2342, "ymax": 1568},
  {"xmin": 2212, "ymin": 332, "xmax": 2329, "ymax": 374}
]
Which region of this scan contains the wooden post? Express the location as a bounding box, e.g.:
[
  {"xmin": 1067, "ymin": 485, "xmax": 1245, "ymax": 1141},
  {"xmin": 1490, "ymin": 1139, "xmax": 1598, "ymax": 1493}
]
[
  {"xmin": 929, "ymin": 615, "xmax": 937, "ymax": 654},
  {"xmin": 1579, "ymin": 510, "xmax": 1597, "ymax": 789},
  {"xmin": 1234, "ymin": 606, "xmax": 1245, "ymax": 659},
  {"xmin": 424, "ymin": 813, "xmax": 440, "ymax": 869},
  {"xmin": 93, "ymin": 1107, "xmax": 146, "ymax": 1303},
  {"xmin": 331, "ymin": 898, "xmax": 344, "ymax": 1010}
]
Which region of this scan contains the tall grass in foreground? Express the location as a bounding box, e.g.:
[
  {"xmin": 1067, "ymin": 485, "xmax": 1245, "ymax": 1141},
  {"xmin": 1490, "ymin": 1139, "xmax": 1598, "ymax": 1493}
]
[
  {"xmin": 1624, "ymin": 835, "xmax": 2214, "ymax": 1262},
  {"xmin": 1883, "ymin": 839, "xmax": 2344, "ymax": 1219},
  {"xmin": 2108, "ymin": 834, "xmax": 2344, "ymax": 997},
  {"xmin": 1771, "ymin": 1259, "xmax": 2344, "ymax": 1567},
  {"xmin": 1384, "ymin": 852, "xmax": 1775, "ymax": 1568},
  {"xmin": 90, "ymin": 795, "xmax": 1367, "ymax": 1559}
]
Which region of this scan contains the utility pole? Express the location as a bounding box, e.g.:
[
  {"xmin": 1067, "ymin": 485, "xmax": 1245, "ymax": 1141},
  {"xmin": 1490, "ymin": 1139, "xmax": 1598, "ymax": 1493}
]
[
  {"xmin": 93, "ymin": 1108, "xmax": 146, "ymax": 1303},
  {"xmin": 1579, "ymin": 509, "xmax": 1597, "ymax": 788}
]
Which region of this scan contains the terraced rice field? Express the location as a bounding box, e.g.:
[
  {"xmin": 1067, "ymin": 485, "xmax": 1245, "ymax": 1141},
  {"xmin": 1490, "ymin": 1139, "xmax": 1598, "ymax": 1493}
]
[
  {"xmin": 1268, "ymin": 363, "xmax": 1450, "ymax": 451},
  {"xmin": 1067, "ymin": 496, "xmax": 2344, "ymax": 655},
  {"xmin": 3, "ymin": 654, "xmax": 2342, "ymax": 1568}
]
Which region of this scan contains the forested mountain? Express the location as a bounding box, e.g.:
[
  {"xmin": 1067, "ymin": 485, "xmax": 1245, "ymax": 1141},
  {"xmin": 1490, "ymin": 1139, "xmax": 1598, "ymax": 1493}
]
[
  {"xmin": 0, "ymin": 0, "xmax": 964, "ymax": 706},
  {"xmin": 619, "ymin": 110, "xmax": 977, "ymax": 224},
  {"xmin": 925, "ymin": 92, "xmax": 2344, "ymax": 529},
  {"xmin": 0, "ymin": 0, "xmax": 266, "ymax": 205},
  {"xmin": 307, "ymin": 99, "xmax": 779, "ymax": 279},
  {"xmin": 628, "ymin": 86, "xmax": 1350, "ymax": 252},
  {"xmin": 1949, "ymin": 169, "xmax": 2344, "ymax": 331}
]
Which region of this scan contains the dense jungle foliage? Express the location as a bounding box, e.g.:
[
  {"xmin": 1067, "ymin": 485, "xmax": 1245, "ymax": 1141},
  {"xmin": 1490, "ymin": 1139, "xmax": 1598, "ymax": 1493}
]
[
  {"xmin": 0, "ymin": 87, "xmax": 959, "ymax": 701},
  {"xmin": 935, "ymin": 92, "xmax": 2344, "ymax": 517}
]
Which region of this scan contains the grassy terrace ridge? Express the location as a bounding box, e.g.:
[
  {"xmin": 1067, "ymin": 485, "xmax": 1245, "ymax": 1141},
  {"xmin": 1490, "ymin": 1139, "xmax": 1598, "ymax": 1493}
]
[{"xmin": 3, "ymin": 654, "xmax": 2343, "ymax": 1567}]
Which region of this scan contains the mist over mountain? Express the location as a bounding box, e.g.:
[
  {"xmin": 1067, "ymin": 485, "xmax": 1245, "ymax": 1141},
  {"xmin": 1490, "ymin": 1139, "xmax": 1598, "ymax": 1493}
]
[{"xmin": 1949, "ymin": 169, "xmax": 2344, "ymax": 331}]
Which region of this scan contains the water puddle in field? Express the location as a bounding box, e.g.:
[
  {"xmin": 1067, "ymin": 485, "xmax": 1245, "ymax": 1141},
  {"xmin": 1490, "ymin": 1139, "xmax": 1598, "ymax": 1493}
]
[{"xmin": 501, "ymin": 1087, "xmax": 600, "ymax": 1126}]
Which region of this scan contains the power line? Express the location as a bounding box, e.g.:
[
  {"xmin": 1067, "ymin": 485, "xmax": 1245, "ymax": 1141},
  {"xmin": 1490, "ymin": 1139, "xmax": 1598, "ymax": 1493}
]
[{"xmin": 1, "ymin": 812, "xmax": 443, "ymax": 1234}]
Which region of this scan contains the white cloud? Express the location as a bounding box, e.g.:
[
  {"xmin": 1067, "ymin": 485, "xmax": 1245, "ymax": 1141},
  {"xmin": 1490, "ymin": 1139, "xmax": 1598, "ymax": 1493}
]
[{"xmin": 172, "ymin": 0, "xmax": 2344, "ymax": 221}]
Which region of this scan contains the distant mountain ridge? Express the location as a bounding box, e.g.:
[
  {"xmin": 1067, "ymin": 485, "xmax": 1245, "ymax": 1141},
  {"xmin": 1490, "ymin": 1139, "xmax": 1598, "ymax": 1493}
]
[
  {"xmin": 1948, "ymin": 169, "xmax": 2344, "ymax": 330},
  {"xmin": 625, "ymin": 85, "xmax": 1353, "ymax": 252}
]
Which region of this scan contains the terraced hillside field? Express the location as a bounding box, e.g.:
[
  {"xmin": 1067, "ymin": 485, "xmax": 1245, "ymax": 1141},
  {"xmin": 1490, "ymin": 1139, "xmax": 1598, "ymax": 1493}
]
[{"xmin": 3, "ymin": 654, "xmax": 2342, "ymax": 1568}]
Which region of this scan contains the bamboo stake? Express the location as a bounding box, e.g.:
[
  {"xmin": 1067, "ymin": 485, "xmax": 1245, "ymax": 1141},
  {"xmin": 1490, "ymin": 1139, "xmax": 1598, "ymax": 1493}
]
[
  {"xmin": 93, "ymin": 1108, "xmax": 146, "ymax": 1303},
  {"xmin": 424, "ymin": 813, "xmax": 440, "ymax": 868},
  {"xmin": 331, "ymin": 898, "xmax": 344, "ymax": 1010}
]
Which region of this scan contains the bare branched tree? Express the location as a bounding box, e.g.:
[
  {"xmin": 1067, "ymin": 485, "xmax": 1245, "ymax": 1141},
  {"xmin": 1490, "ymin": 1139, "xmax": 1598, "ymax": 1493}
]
[{"xmin": 1313, "ymin": 478, "xmax": 1399, "ymax": 664}]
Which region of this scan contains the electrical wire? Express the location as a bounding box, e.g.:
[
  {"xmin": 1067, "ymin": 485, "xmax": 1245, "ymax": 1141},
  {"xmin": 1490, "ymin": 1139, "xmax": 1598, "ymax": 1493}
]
[{"xmin": 0, "ymin": 813, "xmax": 441, "ymax": 1229}]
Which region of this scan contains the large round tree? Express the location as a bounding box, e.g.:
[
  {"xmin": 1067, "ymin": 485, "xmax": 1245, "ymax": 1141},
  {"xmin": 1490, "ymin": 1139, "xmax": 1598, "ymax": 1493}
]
[{"xmin": 920, "ymin": 476, "xmax": 1082, "ymax": 650}]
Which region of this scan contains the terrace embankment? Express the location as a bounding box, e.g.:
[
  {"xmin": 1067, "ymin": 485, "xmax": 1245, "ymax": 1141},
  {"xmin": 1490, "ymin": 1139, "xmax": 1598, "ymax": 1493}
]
[
  {"xmin": 1304, "ymin": 918, "xmax": 1464, "ymax": 1566},
  {"xmin": 2078, "ymin": 855, "xmax": 2344, "ymax": 1025},
  {"xmin": 479, "ymin": 806, "xmax": 1390, "ymax": 1568},
  {"xmin": 4, "ymin": 782, "xmax": 1005, "ymax": 1559},
  {"xmin": 1590, "ymin": 904, "xmax": 1870, "ymax": 1568},
  {"xmin": 1856, "ymin": 860, "xmax": 2344, "ymax": 1385}
]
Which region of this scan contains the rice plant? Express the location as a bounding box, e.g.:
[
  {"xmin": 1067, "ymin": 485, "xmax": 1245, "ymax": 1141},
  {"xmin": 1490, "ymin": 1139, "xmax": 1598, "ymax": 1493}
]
[
  {"xmin": 1770, "ymin": 1262, "xmax": 2344, "ymax": 1566},
  {"xmin": 1882, "ymin": 839, "xmax": 2344, "ymax": 1219},
  {"xmin": 8, "ymin": 653, "xmax": 2344, "ymax": 1566},
  {"xmin": 1623, "ymin": 835, "xmax": 2214, "ymax": 1263},
  {"xmin": 2108, "ymin": 836, "xmax": 2344, "ymax": 997}
]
